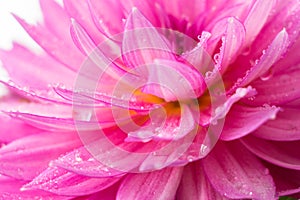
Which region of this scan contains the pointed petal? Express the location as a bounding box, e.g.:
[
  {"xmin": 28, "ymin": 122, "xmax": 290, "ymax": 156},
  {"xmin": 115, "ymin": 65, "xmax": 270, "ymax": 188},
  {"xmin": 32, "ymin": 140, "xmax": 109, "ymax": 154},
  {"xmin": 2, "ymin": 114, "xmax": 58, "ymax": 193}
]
[
  {"xmin": 0, "ymin": 175, "xmax": 67, "ymax": 200},
  {"xmin": 0, "ymin": 132, "xmax": 82, "ymax": 180},
  {"xmin": 177, "ymin": 162, "xmax": 228, "ymax": 200},
  {"xmin": 243, "ymin": 0, "xmax": 276, "ymax": 45},
  {"xmin": 122, "ymin": 8, "xmax": 174, "ymax": 69},
  {"xmin": 220, "ymin": 104, "xmax": 280, "ymax": 141},
  {"xmin": 53, "ymin": 146, "xmax": 124, "ymax": 178},
  {"xmin": 13, "ymin": 15, "xmax": 84, "ymax": 71},
  {"xmin": 117, "ymin": 167, "xmax": 183, "ymax": 200},
  {"xmin": 252, "ymin": 107, "xmax": 300, "ymax": 141},
  {"xmin": 63, "ymin": 0, "xmax": 104, "ymax": 44},
  {"xmin": 202, "ymin": 141, "xmax": 276, "ymax": 200},
  {"xmin": 241, "ymin": 135, "xmax": 300, "ymax": 170},
  {"xmin": 23, "ymin": 167, "xmax": 121, "ymax": 196},
  {"xmin": 227, "ymin": 29, "xmax": 289, "ymax": 93},
  {"xmin": 210, "ymin": 17, "xmax": 246, "ymax": 73},
  {"xmin": 87, "ymin": 0, "xmax": 124, "ymax": 38}
]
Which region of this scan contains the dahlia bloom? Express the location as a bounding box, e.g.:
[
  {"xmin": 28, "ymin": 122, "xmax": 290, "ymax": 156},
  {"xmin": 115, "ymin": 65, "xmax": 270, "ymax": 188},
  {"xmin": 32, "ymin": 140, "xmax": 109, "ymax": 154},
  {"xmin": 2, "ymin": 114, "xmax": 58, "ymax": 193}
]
[{"xmin": 0, "ymin": 0, "xmax": 300, "ymax": 199}]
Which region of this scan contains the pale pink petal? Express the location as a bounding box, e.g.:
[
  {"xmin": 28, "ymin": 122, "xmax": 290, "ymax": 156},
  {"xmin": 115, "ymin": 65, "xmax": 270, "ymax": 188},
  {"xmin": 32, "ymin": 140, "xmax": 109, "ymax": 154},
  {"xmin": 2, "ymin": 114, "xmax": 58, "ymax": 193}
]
[
  {"xmin": 210, "ymin": 17, "xmax": 246, "ymax": 73},
  {"xmin": 0, "ymin": 175, "xmax": 68, "ymax": 200},
  {"xmin": 23, "ymin": 167, "xmax": 120, "ymax": 196},
  {"xmin": 242, "ymin": 135, "xmax": 300, "ymax": 170},
  {"xmin": 0, "ymin": 132, "xmax": 82, "ymax": 180},
  {"xmin": 243, "ymin": 66, "xmax": 300, "ymax": 105},
  {"xmin": 177, "ymin": 162, "xmax": 228, "ymax": 200},
  {"xmin": 13, "ymin": 15, "xmax": 84, "ymax": 71},
  {"xmin": 202, "ymin": 141, "xmax": 276, "ymax": 199},
  {"xmin": 0, "ymin": 113, "xmax": 40, "ymax": 143},
  {"xmin": 243, "ymin": 0, "xmax": 276, "ymax": 46},
  {"xmin": 266, "ymin": 163, "xmax": 300, "ymax": 197},
  {"xmin": 122, "ymin": 8, "xmax": 174, "ymax": 69},
  {"xmin": 220, "ymin": 104, "xmax": 280, "ymax": 141},
  {"xmin": 141, "ymin": 59, "xmax": 205, "ymax": 101},
  {"xmin": 117, "ymin": 167, "xmax": 183, "ymax": 200},
  {"xmin": 251, "ymin": 107, "xmax": 300, "ymax": 141},
  {"xmin": 63, "ymin": 0, "xmax": 104, "ymax": 44},
  {"xmin": 87, "ymin": 0, "xmax": 124, "ymax": 38},
  {"xmin": 227, "ymin": 29, "xmax": 289, "ymax": 93},
  {"xmin": 127, "ymin": 104, "xmax": 195, "ymax": 141},
  {"xmin": 53, "ymin": 146, "xmax": 124, "ymax": 178}
]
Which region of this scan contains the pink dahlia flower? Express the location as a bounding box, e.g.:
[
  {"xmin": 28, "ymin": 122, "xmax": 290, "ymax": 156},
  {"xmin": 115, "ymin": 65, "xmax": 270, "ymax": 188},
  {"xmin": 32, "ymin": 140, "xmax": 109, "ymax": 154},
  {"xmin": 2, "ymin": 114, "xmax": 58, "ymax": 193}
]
[{"xmin": 0, "ymin": 0, "xmax": 300, "ymax": 199}]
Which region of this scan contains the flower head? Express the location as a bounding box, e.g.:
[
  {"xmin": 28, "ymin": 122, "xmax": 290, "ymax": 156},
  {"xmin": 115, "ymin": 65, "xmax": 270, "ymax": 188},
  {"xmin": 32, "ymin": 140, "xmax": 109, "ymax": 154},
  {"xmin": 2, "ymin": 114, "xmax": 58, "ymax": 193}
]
[{"xmin": 0, "ymin": 0, "xmax": 300, "ymax": 199}]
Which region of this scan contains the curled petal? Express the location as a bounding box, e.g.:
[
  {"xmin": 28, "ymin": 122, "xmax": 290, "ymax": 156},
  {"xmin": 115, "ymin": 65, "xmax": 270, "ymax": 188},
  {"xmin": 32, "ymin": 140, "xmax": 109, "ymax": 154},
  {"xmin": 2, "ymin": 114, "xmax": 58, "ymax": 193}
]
[{"xmin": 220, "ymin": 104, "xmax": 280, "ymax": 141}]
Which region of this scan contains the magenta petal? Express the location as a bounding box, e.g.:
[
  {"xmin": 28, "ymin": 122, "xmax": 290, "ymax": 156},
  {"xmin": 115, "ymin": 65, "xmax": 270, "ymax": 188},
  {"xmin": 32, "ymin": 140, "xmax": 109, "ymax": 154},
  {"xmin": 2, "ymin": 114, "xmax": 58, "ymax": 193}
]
[
  {"xmin": 202, "ymin": 141, "xmax": 276, "ymax": 199},
  {"xmin": 122, "ymin": 8, "xmax": 174, "ymax": 69},
  {"xmin": 117, "ymin": 167, "xmax": 183, "ymax": 200},
  {"xmin": 0, "ymin": 132, "xmax": 82, "ymax": 180},
  {"xmin": 243, "ymin": 67, "xmax": 300, "ymax": 105},
  {"xmin": 53, "ymin": 146, "xmax": 124, "ymax": 178},
  {"xmin": 220, "ymin": 104, "xmax": 279, "ymax": 141},
  {"xmin": 177, "ymin": 162, "xmax": 228, "ymax": 200},
  {"xmin": 241, "ymin": 135, "xmax": 300, "ymax": 170},
  {"xmin": 251, "ymin": 107, "xmax": 300, "ymax": 141},
  {"xmin": 23, "ymin": 167, "xmax": 120, "ymax": 196},
  {"xmin": 266, "ymin": 163, "xmax": 300, "ymax": 197},
  {"xmin": 0, "ymin": 175, "xmax": 67, "ymax": 200}
]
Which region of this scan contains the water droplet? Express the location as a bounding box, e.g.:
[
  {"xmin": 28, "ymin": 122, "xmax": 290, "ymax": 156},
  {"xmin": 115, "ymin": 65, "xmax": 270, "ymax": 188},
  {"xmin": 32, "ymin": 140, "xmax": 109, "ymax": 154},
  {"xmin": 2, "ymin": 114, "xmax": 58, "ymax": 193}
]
[
  {"xmin": 260, "ymin": 70, "xmax": 273, "ymax": 81},
  {"xmin": 213, "ymin": 54, "xmax": 220, "ymax": 63}
]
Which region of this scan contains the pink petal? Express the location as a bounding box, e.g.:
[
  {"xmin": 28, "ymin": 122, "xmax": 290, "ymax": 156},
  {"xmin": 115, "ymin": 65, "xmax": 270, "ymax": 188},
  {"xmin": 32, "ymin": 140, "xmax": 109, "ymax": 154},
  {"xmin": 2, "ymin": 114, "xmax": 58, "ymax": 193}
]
[
  {"xmin": 251, "ymin": 107, "xmax": 300, "ymax": 141},
  {"xmin": 0, "ymin": 113, "xmax": 40, "ymax": 143},
  {"xmin": 241, "ymin": 135, "xmax": 300, "ymax": 170},
  {"xmin": 180, "ymin": 31, "xmax": 214, "ymax": 74},
  {"xmin": 243, "ymin": 0, "xmax": 276, "ymax": 46},
  {"xmin": 63, "ymin": 0, "xmax": 104, "ymax": 44},
  {"xmin": 265, "ymin": 163, "xmax": 300, "ymax": 197},
  {"xmin": 0, "ymin": 175, "xmax": 67, "ymax": 200},
  {"xmin": 87, "ymin": 0, "xmax": 124, "ymax": 38},
  {"xmin": 23, "ymin": 167, "xmax": 121, "ymax": 196},
  {"xmin": 228, "ymin": 29, "xmax": 290, "ymax": 93},
  {"xmin": 84, "ymin": 183, "xmax": 120, "ymax": 200},
  {"xmin": 210, "ymin": 86, "xmax": 257, "ymax": 125},
  {"xmin": 53, "ymin": 146, "xmax": 124, "ymax": 178},
  {"xmin": 126, "ymin": 104, "xmax": 195, "ymax": 141},
  {"xmin": 0, "ymin": 132, "xmax": 82, "ymax": 180},
  {"xmin": 177, "ymin": 162, "xmax": 228, "ymax": 200},
  {"xmin": 122, "ymin": 8, "xmax": 174, "ymax": 69},
  {"xmin": 243, "ymin": 67, "xmax": 300, "ymax": 105},
  {"xmin": 13, "ymin": 15, "xmax": 84, "ymax": 71},
  {"xmin": 210, "ymin": 17, "xmax": 246, "ymax": 73},
  {"xmin": 220, "ymin": 104, "xmax": 280, "ymax": 141},
  {"xmin": 141, "ymin": 59, "xmax": 205, "ymax": 101},
  {"xmin": 117, "ymin": 167, "xmax": 183, "ymax": 200},
  {"xmin": 202, "ymin": 141, "xmax": 276, "ymax": 199}
]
